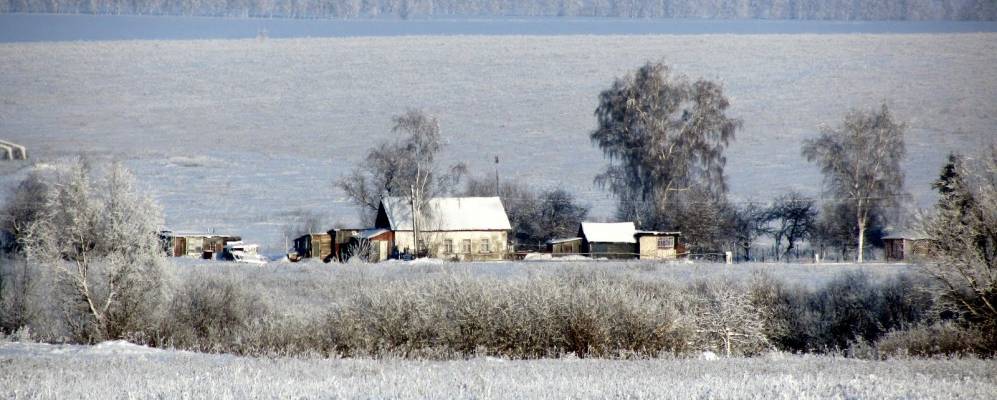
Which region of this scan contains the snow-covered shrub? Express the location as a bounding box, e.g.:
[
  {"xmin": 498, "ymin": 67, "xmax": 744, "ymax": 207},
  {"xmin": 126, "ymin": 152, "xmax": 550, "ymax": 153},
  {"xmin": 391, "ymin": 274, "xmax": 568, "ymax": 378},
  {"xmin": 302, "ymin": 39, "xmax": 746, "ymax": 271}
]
[
  {"xmin": 875, "ymin": 322, "xmax": 988, "ymax": 358},
  {"xmin": 0, "ymin": 257, "xmax": 38, "ymax": 334},
  {"xmin": 325, "ymin": 272, "xmax": 693, "ymax": 359},
  {"xmin": 158, "ymin": 276, "xmax": 266, "ymax": 353},
  {"xmin": 749, "ymin": 271, "xmax": 934, "ymax": 353},
  {"xmin": 19, "ymin": 160, "xmax": 166, "ymax": 343},
  {"xmin": 690, "ymin": 279, "xmax": 769, "ymax": 356}
]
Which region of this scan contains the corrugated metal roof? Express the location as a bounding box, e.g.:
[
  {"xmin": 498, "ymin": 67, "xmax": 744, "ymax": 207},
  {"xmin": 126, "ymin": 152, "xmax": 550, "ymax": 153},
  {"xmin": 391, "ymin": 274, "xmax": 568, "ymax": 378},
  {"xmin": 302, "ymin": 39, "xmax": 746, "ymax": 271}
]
[
  {"xmin": 581, "ymin": 222, "xmax": 636, "ymax": 243},
  {"xmin": 380, "ymin": 197, "xmax": 512, "ymax": 231}
]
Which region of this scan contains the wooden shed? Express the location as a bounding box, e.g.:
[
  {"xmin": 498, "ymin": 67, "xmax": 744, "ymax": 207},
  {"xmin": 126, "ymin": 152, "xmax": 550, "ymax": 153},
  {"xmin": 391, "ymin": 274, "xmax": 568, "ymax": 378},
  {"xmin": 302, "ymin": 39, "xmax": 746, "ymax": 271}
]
[
  {"xmin": 329, "ymin": 228, "xmax": 362, "ymax": 262},
  {"xmin": 883, "ymin": 232, "xmax": 931, "ymax": 262},
  {"xmin": 159, "ymin": 231, "xmax": 241, "ymax": 259},
  {"xmin": 635, "ymin": 230, "xmax": 682, "ymax": 260},
  {"xmin": 344, "ymin": 228, "xmax": 394, "ymax": 262},
  {"xmin": 290, "ymin": 233, "xmax": 334, "ymax": 262},
  {"xmin": 547, "ymin": 237, "xmax": 583, "ymax": 256},
  {"xmin": 579, "ymin": 222, "xmax": 637, "ymax": 259}
]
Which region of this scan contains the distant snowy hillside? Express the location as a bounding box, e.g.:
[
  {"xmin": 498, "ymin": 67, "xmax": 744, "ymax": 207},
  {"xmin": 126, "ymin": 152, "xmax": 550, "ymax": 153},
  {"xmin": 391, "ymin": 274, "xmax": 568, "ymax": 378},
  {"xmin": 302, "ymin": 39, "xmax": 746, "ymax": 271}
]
[{"xmin": 1, "ymin": 34, "xmax": 994, "ymax": 247}]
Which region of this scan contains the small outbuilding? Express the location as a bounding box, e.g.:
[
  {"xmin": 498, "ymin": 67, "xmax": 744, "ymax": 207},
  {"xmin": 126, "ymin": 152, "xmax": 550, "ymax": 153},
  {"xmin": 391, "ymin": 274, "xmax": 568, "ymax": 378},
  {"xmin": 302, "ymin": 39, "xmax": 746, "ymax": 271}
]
[
  {"xmin": 635, "ymin": 230, "xmax": 682, "ymax": 260},
  {"xmin": 160, "ymin": 231, "xmax": 241, "ymax": 259},
  {"xmin": 547, "ymin": 237, "xmax": 583, "ymax": 256},
  {"xmin": 578, "ymin": 222, "xmax": 637, "ymax": 259},
  {"xmin": 883, "ymin": 231, "xmax": 931, "ymax": 262},
  {"xmin": 290, "ymin": 233, "xmax": 333, "ymax": 262},
  {"xmin": 345, "ymin": 228, "xmax": 394, "ymax": 262}
]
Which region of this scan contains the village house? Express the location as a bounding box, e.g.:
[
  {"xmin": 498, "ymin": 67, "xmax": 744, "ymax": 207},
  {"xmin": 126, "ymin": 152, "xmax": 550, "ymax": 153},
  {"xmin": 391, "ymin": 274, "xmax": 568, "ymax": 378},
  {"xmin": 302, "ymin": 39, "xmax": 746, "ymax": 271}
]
[
  {"xmin": 550, "ymin": 223, "xmax": 683, "ymax": 260},
  {"xmin": 635, "ymin": 230, "xmax": 682, "ymax": 260},
  {"xmin": 883, "ymin": 231, "xmax": 931, "ymax": 262},
  {"xmin": 578, "ymin": 222, "xmax": 638, "ymax": 259},
  {"xmin": 375, "ymin": 197, "xmax": 512, "ymax": 261}
]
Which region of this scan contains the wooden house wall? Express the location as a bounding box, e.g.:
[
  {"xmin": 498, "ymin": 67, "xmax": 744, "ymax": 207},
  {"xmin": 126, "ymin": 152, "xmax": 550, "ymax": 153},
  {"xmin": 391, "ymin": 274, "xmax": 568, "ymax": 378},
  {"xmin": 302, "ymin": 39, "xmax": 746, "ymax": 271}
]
[
  {"xmin": 549, "ymin": 239, "xmax": 583, "ymax": 255},
  {"xmin": 585, "ymin": 242, "xmax": 637, "ymax": 259}
]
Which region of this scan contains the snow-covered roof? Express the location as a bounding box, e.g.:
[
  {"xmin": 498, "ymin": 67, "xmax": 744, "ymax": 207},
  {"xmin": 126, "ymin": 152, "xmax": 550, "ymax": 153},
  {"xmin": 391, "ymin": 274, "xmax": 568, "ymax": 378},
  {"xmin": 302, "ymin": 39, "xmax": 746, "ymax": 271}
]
[
  {"xmin": 379, "ymin": 197, "xmax": 512, "ymax": 231},
  {"xmin": 160, "ymin": 230, "xmax": 239, "ymax": 238},
  {"xmin": 580, "ymin": 222, "xmax": 636, "ymax": 243},
  {"xmin": 357, "ymin": 228, "xmax": 390, "ymax": 240},
  {"xmin": 882, "ymin": 230, "xmax": 929, "ymax": 240},
  {"xmin": 635, "ymin": 230, "xmax": 681, "ymax": 236},
  {"xmin": 547, "ymin": 237, "xmax": 583, "ymax": 244}
]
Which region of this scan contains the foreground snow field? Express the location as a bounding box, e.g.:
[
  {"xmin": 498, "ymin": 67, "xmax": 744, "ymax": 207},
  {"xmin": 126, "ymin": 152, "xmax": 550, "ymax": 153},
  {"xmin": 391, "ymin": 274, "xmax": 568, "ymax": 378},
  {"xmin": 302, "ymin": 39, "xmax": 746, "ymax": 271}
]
[{"xmin": 1, "ymin": 340, "xmax": 994, "ymax": 399}]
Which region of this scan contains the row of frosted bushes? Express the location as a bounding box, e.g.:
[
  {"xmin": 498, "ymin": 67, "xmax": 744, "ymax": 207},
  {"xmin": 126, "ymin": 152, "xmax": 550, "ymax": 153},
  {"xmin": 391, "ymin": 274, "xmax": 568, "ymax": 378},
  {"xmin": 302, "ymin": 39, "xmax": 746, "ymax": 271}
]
[{"xmin": 1, "ymin": 262, "xmax": 992, "ymax": 358}]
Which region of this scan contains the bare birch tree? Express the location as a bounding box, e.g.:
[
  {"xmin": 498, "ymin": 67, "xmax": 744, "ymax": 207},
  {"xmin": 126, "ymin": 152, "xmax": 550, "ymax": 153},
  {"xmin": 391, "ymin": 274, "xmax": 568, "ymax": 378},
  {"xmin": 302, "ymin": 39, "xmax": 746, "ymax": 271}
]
[
  {"xmin": 21, "ymin": 160, "xmax": 166, "ymax": 342},
  {"xmin": 338, "ymin": 109, "xmax": 467, "ymax": 227},
  {"xmin": 590, "ymin": 61, "xmax": 741, "ymax": 229},
  {"xmin": 802, "ymin": 103, "xmax": 907, "ymax": 262}
]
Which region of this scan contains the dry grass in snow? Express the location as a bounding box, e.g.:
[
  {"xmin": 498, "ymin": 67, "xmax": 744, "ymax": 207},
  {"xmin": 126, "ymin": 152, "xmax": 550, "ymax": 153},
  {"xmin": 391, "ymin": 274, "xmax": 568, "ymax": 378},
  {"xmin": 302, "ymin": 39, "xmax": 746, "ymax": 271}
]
[{"xmin": 1, "ymin": 340, "xmax": 994, "ymax": 399}]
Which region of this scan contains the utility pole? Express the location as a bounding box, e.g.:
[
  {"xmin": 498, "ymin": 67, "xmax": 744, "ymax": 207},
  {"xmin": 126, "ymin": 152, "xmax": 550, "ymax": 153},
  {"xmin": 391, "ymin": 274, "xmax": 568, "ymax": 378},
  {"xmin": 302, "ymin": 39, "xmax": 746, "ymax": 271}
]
[
  {"xmin": 494, "ymin": 155, "xmax": 500, "ymax": 197},
  {"xmin": 410, "ymin": 184, "xmax": 419, "ymax": 258}
]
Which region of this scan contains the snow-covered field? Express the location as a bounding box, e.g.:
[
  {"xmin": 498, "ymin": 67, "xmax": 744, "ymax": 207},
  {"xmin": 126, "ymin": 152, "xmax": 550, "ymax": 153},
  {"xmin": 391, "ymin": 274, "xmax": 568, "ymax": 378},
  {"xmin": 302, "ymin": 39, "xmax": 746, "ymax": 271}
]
[
  {"xmin": 2, "ymin": 340, "xmax": 994, "ymax": 399},
  {"xmin": 1, "ymin": 33, "xmax": 995, "ymax": 249}
]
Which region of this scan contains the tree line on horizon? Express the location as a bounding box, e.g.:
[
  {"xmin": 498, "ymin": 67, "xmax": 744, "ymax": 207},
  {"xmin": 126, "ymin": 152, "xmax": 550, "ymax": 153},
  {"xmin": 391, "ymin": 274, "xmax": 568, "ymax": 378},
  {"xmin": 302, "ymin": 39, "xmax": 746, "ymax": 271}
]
[{"xmin": 3, "ymin": 0, "xmax": 996, "ymax": 21}]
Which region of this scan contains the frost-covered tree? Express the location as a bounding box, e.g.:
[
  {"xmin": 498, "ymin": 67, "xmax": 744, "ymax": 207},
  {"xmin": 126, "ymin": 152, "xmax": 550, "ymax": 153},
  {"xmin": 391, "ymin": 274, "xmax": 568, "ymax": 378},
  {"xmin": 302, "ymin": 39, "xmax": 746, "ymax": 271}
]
[
  {"xmin": 591, "ymin": 61, "xmax": 740, "ymax": 230},
  {"xmin": 731, "ymin": 202, "xmax": 770, "ymax": 261},
  {"xmin": 0, "ymin": 171, "xmax": 49, "ymax": 254},
  {"xmin": 21, "ymin": 160, "xmax": 166, "ymax": 342},
  {"xmin": 802, "ymin": 103, "xmax": 907, "ymax": 263},
  {"xmin": 767, "ymin": 191, "xmax": 817, "ymax": 260},
  {"xmin": 338, "ymin": 109, "xmax": 467, "ymax": 226},
  {"xmin": 921, "ymin": 147, "xmax": 997, "ymax": 348},
  {"xmin": 693, "ymin": 279, "xmax": 769, "ymax": 357},
  {"xmin": 464, "ymin": 177, "xmax": 588, "ymax": 248}
]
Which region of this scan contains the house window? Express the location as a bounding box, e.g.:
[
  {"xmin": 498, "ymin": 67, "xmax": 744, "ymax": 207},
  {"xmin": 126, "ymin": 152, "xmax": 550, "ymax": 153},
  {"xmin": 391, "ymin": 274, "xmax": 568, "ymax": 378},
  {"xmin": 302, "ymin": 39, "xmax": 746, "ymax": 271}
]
[
  {"xmin": 462, "ymin": 239, "xmax": 472, "ymax": 254},
  {"xmin": 480, "ymin": 239, "xmax": 490, "ymax": 253},
  {"xmin": 657, "ymin": 237, "xmax": 675, "ymax": 249},
  {"xmin": 443, "ymin": 239, "xmax": 454, "ymax": 254}
]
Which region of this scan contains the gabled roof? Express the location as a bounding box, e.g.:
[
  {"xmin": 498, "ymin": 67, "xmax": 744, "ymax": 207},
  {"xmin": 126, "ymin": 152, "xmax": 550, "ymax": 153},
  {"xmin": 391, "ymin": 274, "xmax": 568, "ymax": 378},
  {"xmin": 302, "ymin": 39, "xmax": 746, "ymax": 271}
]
[
  {"xmin": 378, "ymin": 197, "xmax": 512, "ymax": 231},
  {"xmin": 580, "ymin": 222, "xmax": 636, "ymax": 244}
]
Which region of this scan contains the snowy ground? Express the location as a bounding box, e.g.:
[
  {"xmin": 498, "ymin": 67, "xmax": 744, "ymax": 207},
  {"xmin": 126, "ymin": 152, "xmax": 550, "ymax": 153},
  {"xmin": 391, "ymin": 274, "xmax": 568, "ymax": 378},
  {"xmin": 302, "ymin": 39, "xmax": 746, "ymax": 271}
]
[
  {"xmin": 2, "ymin": 340, "xmax": 994, "ymax": 399},
  {"xmin": 1, "ymin": 33, "xmax": 995, "ymax": 250}
]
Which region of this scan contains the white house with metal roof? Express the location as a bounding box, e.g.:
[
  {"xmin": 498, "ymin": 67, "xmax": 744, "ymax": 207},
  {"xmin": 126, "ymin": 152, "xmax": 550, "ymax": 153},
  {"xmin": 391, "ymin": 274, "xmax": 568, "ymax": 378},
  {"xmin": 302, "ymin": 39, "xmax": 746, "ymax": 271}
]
[{"xmin": 375, "ymin": 196, "xmax": 512, "ymax": 261}]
